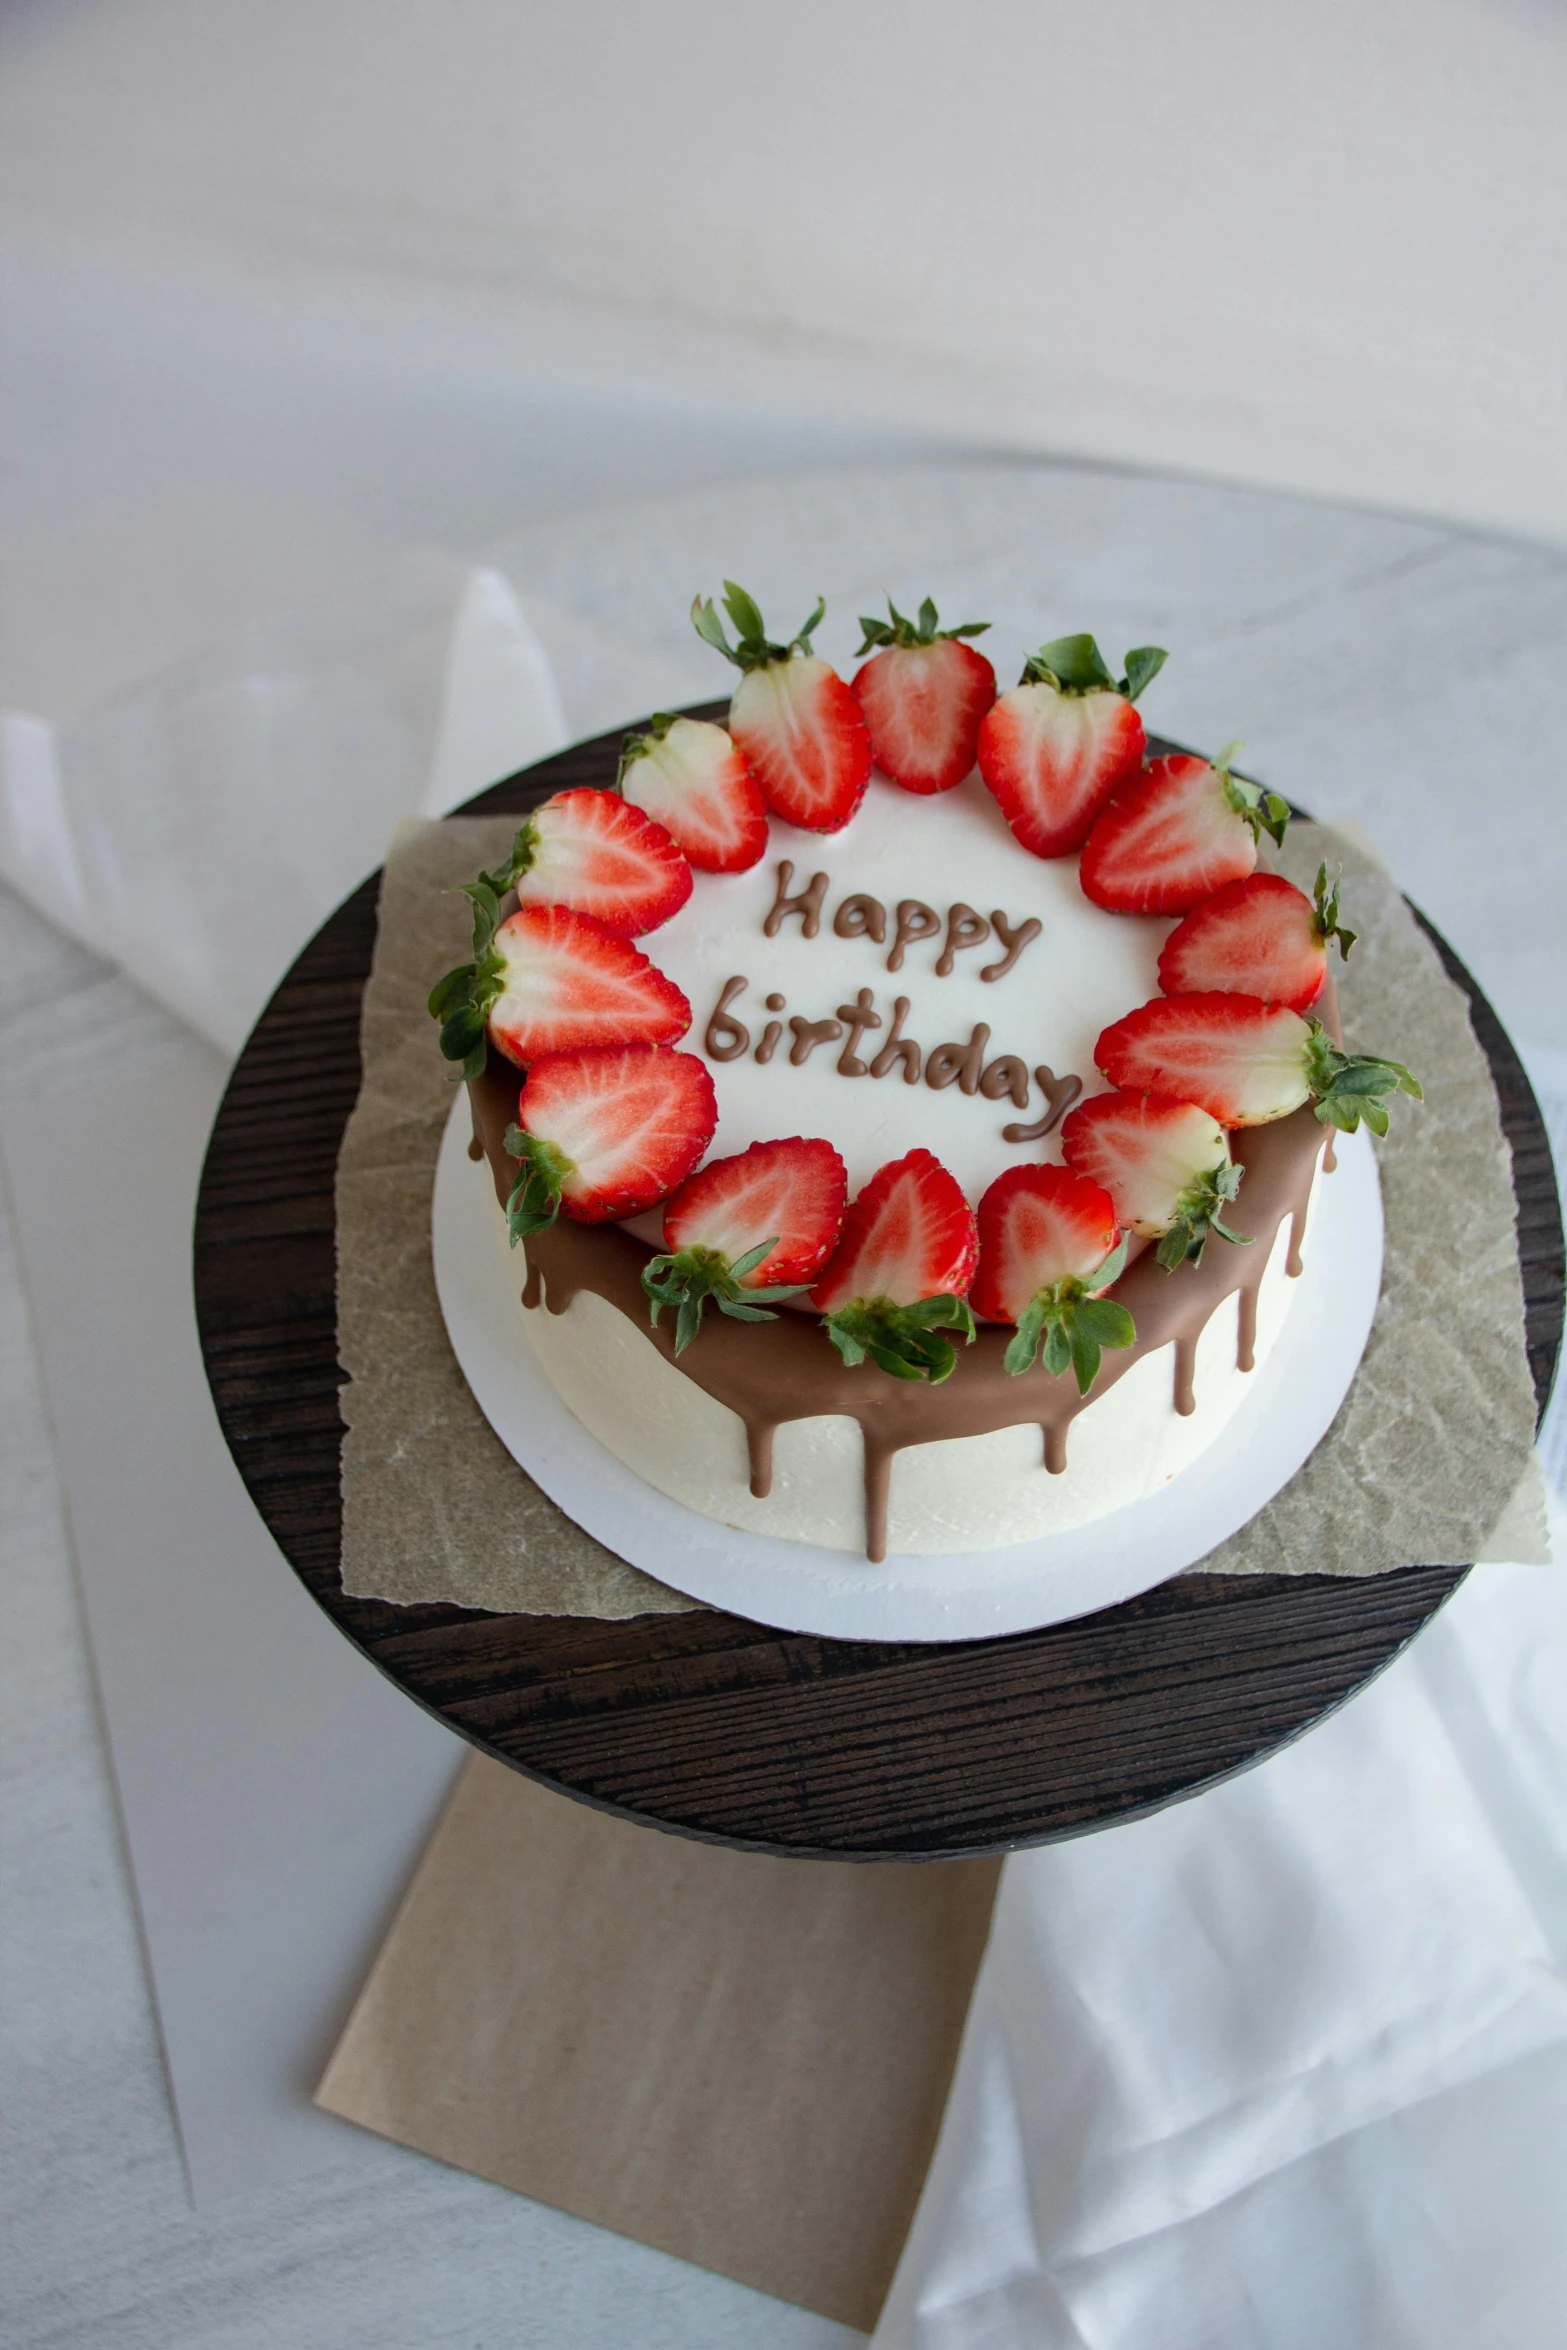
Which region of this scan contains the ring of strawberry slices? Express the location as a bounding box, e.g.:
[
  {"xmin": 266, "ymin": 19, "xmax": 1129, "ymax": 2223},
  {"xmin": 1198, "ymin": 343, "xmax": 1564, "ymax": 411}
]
[{"xmin": 431, "ymin": 583, "xmax": 1420, "ymax": 1405}]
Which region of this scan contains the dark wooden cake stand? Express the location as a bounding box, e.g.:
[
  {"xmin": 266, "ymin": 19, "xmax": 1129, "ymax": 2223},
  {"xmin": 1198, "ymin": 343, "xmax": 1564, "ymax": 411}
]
[{"xmin": 193, "ymin": 717, "xmax": 1563, "ymax": 1860}]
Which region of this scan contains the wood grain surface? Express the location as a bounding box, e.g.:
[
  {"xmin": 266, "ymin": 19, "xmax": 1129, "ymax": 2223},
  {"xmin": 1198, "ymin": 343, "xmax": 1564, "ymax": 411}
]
[{"xmin": 192, "ymin": 718, "xmax": 1564, "ymax": 1860}]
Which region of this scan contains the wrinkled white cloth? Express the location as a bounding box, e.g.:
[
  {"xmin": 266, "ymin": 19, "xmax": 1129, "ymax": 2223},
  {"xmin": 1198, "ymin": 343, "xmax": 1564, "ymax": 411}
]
[
  {"xmin": 874, "ymin": 1067, "xmax": 1567, "ymax": 2348},
  {"xmin": 0, "ymin": 557, "xmax": 570, "ymax": 1051},
  {"xmin": 3, "ymin": 553, "xmax": 1561, "ymax": 2348}
]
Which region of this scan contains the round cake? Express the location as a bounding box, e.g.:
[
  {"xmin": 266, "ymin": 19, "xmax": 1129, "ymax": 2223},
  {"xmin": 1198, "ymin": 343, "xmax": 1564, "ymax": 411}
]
[{"xmin": 438, "ymin": 592, "xmax": 1417, "ymax": 1564}]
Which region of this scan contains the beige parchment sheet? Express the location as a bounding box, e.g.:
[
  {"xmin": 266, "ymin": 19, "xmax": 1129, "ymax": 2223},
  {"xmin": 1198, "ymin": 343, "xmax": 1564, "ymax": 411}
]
[
  {"xmin": 316, "ymin": 1754, "xmax": 1001, "ymax": 2333},
  {"xmin": 336, "ymin": 813, "xmax": 1546, "ymax": 1615}
]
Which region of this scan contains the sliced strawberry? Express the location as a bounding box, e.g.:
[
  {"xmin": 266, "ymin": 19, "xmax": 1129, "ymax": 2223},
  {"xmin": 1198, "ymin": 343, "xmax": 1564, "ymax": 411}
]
[
  {"xmin": 693, "ymin": 582, "xmax": 871, "ymax": 832},
  {"xmin": 1079, "ymin": 743, "xmax": 1291, "ymax": 915},
  {"xmin": 1060, "ymin": 1091, "xmax": 1247, "ymax": 1269},
  {"xmin": 1095, "ymin": 993, "xmax": 1423, "ymax": 1133},
  {"xmin": 494, "ymin": 786, "xmax": 692, "ymax": 934},
  {"xmin": 851, "ymin": 598, "xmax": 996, "ymax": 794},
  {"xmin": 811, "ymin": 1148, "xmax": 978, "ymax": 1383},
  {"xmin": 618, "ymin": 713, "xmax": 769, "ymax": 874},
  {"xmin": 1158, "ymin": 865, "xmax": 1357, "ymax": 1013},
  {"xmin": 641, "ymin": 1136, "xmax": 849, "ymax": 1354},
  {"xmin": 486, "ymin": 904, "xmax": 691, "ymax": 1067},
  {"xmin": 504, "ymin": 1044, "xmax": 716, "ymax": 1233},
  {"xmin": 976, "ymin": 633, "xmax": 1166, "ymax": 857},
  {"xmin": 971, "ymin": 1163, "xmax": 1135, "ymax": 1390}
]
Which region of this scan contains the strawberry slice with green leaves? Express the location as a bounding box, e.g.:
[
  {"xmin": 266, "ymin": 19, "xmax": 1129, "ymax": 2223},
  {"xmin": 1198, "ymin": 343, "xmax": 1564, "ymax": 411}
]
[
  {"xmin": 692, "ymin": 582, "xmax": 872, "ymax": 832},
  {"xmin": 1096, "ymin": 992, "xmax": 1422, "ymax": 1134},
  {"xmin": 618, "ymin": 713, "xmax": 770, "ymax": 874},
  {"xmin": 976, "ymin": 633, "xmax": 1167, "ymax": 858},
  {"xmin": 430, "ymin": 894, "xmax": 691, "ymax": 1077},
  {"xmin": 481, "ymin": 785, "xmax": 693, "ymax": 934},
  {"xmin": 1157, "ymin": 865, "xmax": 1356, "ymax": 1013},
  {"xmin": 640, "ymin": 1136, "xmax": 849, "ymax": 1355},
  {"xmin": 811, "ymin": 1148, "xmax": 978, "ymax": 1383},
  {"xmin": 851, "ymin": 596, "xmax": 996, "ymax": 795},
  {"xmin": 1080, "ymin": 741, "xmax": 1291, "ymax": 914},
  {"xmin": 1060, "ymin": 1092, "xmax": 1249, "ymax": 1270},
  {"xmin": 503, "ymin": 1044, "xmax": 716, "ymax": 1236},
  {"xmin": 971, "ymin": 1164, "xmax": 1136, "ymax": 1390}
]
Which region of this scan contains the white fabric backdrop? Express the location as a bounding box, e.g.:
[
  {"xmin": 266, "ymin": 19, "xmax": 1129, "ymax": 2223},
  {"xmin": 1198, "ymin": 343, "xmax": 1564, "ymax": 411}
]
[{"xmin": 3, "ymin": 0, "xmax": 1565, "ymax": 542}]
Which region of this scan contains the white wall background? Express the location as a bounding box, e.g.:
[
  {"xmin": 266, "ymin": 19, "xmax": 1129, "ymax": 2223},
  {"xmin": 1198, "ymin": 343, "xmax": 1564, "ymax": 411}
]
[{"xmin": 3, "ymin": 0, "xmax": 1565, "ymax": 545}]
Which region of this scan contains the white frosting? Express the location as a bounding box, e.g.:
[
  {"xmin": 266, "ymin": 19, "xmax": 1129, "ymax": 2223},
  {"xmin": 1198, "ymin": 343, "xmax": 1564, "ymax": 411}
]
[
  {"xmin": 644, "ymin": 768, "xmax": 1174, "ymax": 1201},
  {"xmin": 520, "ymin": 1182, "xmax": 1307, "ymax": 1556}
]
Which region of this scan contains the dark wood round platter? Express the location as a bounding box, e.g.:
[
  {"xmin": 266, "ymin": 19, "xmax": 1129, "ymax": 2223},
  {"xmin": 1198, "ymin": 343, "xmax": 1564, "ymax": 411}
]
[{"xmin": 193, "ymin": 713, "xmax": 1564, "ymax": 1861}]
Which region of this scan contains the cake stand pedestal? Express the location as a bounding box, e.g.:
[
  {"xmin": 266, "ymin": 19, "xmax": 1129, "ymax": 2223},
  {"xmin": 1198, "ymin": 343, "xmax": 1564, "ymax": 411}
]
[{"xmin": 193, "ymin": 716, "xmax": 1564, "ymax": 1860}]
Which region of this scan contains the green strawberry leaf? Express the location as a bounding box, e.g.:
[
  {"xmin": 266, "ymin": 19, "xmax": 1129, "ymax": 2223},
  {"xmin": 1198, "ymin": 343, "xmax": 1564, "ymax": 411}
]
[
  {"xmin": 616, "ymin": 711, "xmax": 680, "ymax": 786},
  {"xmin": 1216, "ymin": 745, "xmax": 1292, "ymax": 849},
  {"xmin": 1157, "ymin": 1157, "xmax": 1251, "ymax": 1271},
  {"xmin": 503, "ymin": 1123, "xmax": 574, "ymax": 1244},
  {"xmin": 823, "ymin": 1293, "xmax": 976, "ymax": 1385},
  {"xmin": 999, "ymin": 1251, "xmax": 1139, "ymax": 1390},
  {"xmin": 1302, "ymin": 1021, "xmax": 1422, "ymax": 1133},
  {"xmin": 641, "ymin": 1238, "xmax": 810, "ymax": 1355},
  {"xmin": 854, "ymin": 596, "xmax": 993, "ymax": 656},
  {"xmin": 1312, "ymin": 863, "xmax": 1357, "ymax": 962},
  {"xmin": 692, "ymin": 586, "xmax": 825, "ymax": 672},
  {"xmin": 1119, "ymin": 645, "xmax": 1169, "ymax": 704}
]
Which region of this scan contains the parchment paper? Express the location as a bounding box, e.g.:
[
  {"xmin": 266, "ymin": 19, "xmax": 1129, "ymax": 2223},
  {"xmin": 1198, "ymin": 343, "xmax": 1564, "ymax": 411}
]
[
  {"xmin": 336, "ymin": 814, "xmax": 1544, "ymax": 1615},
  {"xmin": 317, "ymin": 1754, "xmax": 1001, "ymax": 2333}
]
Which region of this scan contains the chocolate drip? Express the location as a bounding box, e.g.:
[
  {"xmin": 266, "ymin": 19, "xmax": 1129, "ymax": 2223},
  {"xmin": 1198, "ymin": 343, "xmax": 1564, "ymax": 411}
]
[
  {"xmin": 469, "ymin": 1050, "xmax": 1330, "ymax": 1565},
  {"xmin": 1237, "ymin": 1283, "xmax": 1260, "ymax": 1374}
]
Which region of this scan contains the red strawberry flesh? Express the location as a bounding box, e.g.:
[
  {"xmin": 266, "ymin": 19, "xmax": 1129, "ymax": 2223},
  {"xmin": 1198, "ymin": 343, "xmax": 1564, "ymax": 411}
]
[
  {"xmin": 515, "ymin": 1044, "xmax": 716, "ymax": 1224},
  {"xmin": 853, "ymin": 638, "xmax": 996, "ymax": 796},
  {"xmin": 1096, "ymin": 993, "xmax": 1312, "ymax": 1126},
  {"xmin": 729, "ymin": 656, "xmax": 872, "ymax": 833},
  {"xmin": 488, "ymin": 904, "xmax": 691, "ymax": 1066},
  {"xmin": 977, "ymin": 685, "xmax": 1147, "ymax": 858},
  {"xmin": 971, "ymin": 1165, "xmax": 1122, "ymax": 1324},
  {"xmin": 1080, "ymin": 754, "xmax": 1259, "ymax": 914},
  {"xmin": 1060, "ymin": 1091, "xmax": 1235, "ymax": 1238},
  {"xmin": 1158, "ymin": 872, "xmax": 1326, "ymax": 1012},
  {"xmin": 619, "ymin": 716, "xmax": 769, "ymax": 874},
  {"xmin": 662, "ymin": 1136, "xmax": 848, "ymax": 1286},
  {"xmin": 811, "ymin": 1148, "xmax": 977, "ymax": 1313},
  {"xmin": 510, "ymin": 787, "xmax": 692, "ymax": 934}
]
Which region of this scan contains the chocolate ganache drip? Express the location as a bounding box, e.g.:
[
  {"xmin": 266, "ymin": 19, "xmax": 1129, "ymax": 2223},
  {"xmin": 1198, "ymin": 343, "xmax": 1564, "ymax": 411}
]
[{"xmin": 466, "ymin": 1053, "xmax": 1330, "ymax": 1565}]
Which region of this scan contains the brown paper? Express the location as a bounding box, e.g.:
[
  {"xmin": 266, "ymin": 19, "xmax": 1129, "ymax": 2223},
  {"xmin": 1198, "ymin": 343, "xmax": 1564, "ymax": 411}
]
[
  {"xmin": 317, "ymin": 1755, "xmax": 1000, "ymax": 2332},
  {"xmin": 337, "ymin": 816, "xmax": 692, "ymax": 1615},
  {"xmin": 336, "ymin": 813, "xmax": 1541, "ymax": 1614}
]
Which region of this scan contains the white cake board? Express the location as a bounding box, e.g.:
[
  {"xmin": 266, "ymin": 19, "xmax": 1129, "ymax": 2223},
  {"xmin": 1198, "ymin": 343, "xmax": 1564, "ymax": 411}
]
[{"xmin": 433, "ymin": 1101, "xmax": 1383, "ymax": 1642}]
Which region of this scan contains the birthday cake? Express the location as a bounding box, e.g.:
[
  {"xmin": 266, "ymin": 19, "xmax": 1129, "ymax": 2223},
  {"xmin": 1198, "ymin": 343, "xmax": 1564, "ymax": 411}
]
[{"xmin": 435, "ymin": 587, "xmax": 1419, "ymax": 1562}]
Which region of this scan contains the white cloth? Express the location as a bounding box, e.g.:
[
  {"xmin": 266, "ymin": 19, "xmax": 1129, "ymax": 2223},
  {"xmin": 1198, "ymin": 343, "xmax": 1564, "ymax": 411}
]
[{"xmin": 0, "ymin": 558, "xmax": 568, "ymax": 1051}]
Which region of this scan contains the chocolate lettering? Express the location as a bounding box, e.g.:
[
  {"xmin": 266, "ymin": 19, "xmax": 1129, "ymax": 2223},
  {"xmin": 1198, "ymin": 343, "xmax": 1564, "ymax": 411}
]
[
  {"xmin": 935, "ymin": 902, "xmax": 992, "ymax": 977},
  {"xmin": 925, "ymin": 1024, "xmax": 991, "ymax": 1096},
  {"xmin": 869, "ymin": 996, "xmax": 922, "ymax": 1083},
  {"xmin": 1003, "ymin": 1066, "xmax": 1084, "ymax": 1142},
  {"xmin": 705, "ymin": 975, "xmax": 751, "ymax": 1062},
  {"xmin": 788, "ymin": 1016, "xmax": 845, "ymax": 1065},
  {"xmin": 764, "ymin": 860, "xmax": 830, "ymax": 938},
  {"xmin": 833, "ymin": 893, "xmax": 887, "ymax": 945},
  {"xmin": 981, "ymin": 911, "xmax": 1043, "ymax": 983},
  {"xmin": 980, "ymin": 1054, "xmax": 1032, "ymax": 1110},
  {"xmin": 755, "ymin": 1022, "xmax": 784, "ymax": 1064},
  {"xmin": 835, "ymin": 988, "xmax": 883, "ymax": 1076},
  {"xmin": 765, "ymin": 991, "xmax": 787, "ymax": 1011},
  {"xmin": 887, "ymin": 899, "xmax": 941, "ymax": 973}
]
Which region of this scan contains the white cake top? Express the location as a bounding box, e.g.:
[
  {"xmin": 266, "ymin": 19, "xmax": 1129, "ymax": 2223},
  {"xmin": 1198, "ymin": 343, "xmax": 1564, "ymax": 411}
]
[{"xmin": 647, "ymin": 769, "xmax": 1174, "ymax": 1199}]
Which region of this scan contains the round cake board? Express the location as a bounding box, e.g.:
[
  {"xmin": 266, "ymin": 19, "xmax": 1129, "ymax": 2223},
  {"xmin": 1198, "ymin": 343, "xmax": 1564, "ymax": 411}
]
[{"xmin": 432, "ymin": 1099, "xmax": 1385, "ymax": 1643}]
